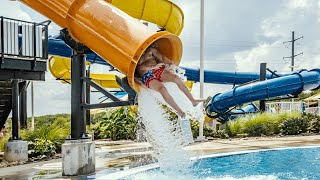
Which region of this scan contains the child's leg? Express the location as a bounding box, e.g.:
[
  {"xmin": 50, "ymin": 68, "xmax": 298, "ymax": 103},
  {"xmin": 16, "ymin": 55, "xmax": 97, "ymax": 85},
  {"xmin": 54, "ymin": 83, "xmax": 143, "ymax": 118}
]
[
  {"xmin": 148, "ymin": 80, "xmax": 186, "ymax": 117},
  {"xmin": 160, "ymin": 70, "xmax": 203, "ymax": 106}
]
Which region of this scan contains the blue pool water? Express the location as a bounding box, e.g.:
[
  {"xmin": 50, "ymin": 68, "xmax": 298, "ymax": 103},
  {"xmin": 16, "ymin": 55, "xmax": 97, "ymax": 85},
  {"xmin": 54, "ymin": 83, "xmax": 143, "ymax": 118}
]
[{"xmin": 126, "ymin": 147, "xmax": 320, "ymax": 179}]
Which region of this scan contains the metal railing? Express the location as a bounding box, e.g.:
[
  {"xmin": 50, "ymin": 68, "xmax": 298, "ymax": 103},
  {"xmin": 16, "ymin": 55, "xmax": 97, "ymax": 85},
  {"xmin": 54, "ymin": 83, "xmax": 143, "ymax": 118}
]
[
  {"xmin": 0, "ymin": 16, "xmax": 48, "ymax": 63},
  {"xmin": 266, "ymin": 101, "xmax": 305, "ymax": 113},
  {"xmin": 305, "ymin": 107, "xmax": 320, "ymax": 115}
]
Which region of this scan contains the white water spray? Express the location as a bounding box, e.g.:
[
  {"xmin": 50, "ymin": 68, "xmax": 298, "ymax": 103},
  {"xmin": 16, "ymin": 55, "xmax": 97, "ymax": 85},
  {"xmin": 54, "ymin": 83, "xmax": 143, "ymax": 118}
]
[{"xmin": 137, "ymin": 66, "xmax": 204, "ymax": 173}]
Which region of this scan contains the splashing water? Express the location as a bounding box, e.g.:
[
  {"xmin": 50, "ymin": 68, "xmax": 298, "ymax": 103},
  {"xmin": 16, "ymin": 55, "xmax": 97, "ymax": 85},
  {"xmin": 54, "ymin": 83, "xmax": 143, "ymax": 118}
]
[{"xmin": 137, "ymin": 66, "xmax": 204, "ymax": 174}]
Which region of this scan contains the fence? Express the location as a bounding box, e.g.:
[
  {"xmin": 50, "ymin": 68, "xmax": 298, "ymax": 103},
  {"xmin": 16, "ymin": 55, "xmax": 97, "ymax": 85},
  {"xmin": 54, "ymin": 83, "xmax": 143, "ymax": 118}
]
[
  {"xmin": 305, "ymin": 107, "xmax": 320, "ymax": 115},
  {"xmin": 0, "ymin": 16, "xmax": 48, "ymax": 61},
  {"xmin": 266, "ymin": 101, "xmax": 320, "ymax": 115},
  {"xmin": 266, "ymin": 101, "xmax": 305, "ymax": 113}
]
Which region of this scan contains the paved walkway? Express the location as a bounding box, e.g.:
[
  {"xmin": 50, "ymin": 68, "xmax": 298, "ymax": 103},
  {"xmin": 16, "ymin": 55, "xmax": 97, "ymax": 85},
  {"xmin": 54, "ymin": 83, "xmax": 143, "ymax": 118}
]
[{"xmin": 1, "ymin": 135, "xmax": 320, "ymax": 179}]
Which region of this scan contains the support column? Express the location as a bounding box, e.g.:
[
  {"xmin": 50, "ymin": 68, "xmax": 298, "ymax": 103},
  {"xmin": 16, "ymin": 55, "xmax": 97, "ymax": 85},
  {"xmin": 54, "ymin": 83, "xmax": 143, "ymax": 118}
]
[
  {"xmin": 63, "ymin": 51, "xmax": 95, "ymax": 176},
  {"xmin": 11, "ymin": 80, "xmax": 19, "ymax": 140},
  {"xmin": 5, "ymin": 80, "xmax": 28, "ymax": 162},
  {"xmin": 70, "ymin": 52, "xmax": 86, "ymax": 139},
  {"xmin": 19, "ymin": 83, "xmax": 27, "ymax": 129},
  {"xmin": 259, "ymin": 63, "xmax": 267, "ymax": 112},
  {"xmin": 86, "ymin": 68, "xmax": 90, "ymax": 125}
]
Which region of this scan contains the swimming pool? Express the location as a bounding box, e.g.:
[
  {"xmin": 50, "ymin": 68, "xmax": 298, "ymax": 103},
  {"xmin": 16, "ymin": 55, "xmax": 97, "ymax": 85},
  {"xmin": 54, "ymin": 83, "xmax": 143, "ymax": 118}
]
[{"xmin": 117, "ymin": 146, "xmax": 320, "ymax": 179}]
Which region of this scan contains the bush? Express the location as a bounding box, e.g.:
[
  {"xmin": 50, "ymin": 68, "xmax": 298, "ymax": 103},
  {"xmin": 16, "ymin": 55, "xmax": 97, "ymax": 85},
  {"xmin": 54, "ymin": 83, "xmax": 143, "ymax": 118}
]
[
  {"xmin": 28, "ymin": 139, "xmax": 56, "ymax": 157},
  {"xmin": 21, "ymin": 116, "xmax": 70, "ymax": 156},
  {"xmin": 245, "ymin": 123, "xmax": 270, "ymax": 136},
  {"xmin": 92, "ymin": 107, "xmax": 138, "ymax": 141},
  {"xmin": 304, "ymin": 113, "xmax": 320, "ymax": 133},
  {"xmin": 226, "ymin": 112, "xmax": 302, "ymax": 137},
  {"xmin": 280, "ymin": 117, "xmax": 309, "ymax": 135},
  {"xmin": 203, "ymin": 126, "xmax": 214, "ymax": 137},
  {"xmin": 190, "ymin": 120, "xmax": 229, "ymax": 138},
  {"xmin": 212, "ymin": 130, "xmax": 229, "ymax": 139},
  {"xmin": 0, "ymin": 135, "xmax": 10, "ymax": 152},
  {"xmin": 190, "ymin": 120, "xmax": 199, "ymax": 138},
  {"xmin": 226, "ymin": 119, "xmax": 244, "ymax": 137}
]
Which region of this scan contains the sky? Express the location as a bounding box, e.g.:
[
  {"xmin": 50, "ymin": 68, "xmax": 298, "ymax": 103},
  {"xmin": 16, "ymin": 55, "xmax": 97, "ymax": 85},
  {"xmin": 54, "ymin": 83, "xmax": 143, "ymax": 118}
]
[{"xmin": 1, "ymin": 0, "xmax": 320, "ymax": 115}]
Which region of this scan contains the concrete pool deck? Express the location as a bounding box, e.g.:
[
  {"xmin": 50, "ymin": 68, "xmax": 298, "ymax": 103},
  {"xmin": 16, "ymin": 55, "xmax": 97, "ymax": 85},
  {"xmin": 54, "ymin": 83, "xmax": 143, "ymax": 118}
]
[{"xmin": 1, "ymin": 135, "xmax": 320, "ymax": 179}]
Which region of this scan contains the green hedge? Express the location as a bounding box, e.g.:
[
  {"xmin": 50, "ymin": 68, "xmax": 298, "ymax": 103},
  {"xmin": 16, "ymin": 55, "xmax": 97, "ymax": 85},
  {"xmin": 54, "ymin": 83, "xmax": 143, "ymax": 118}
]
[{"xmin": 226, "ymin": 112, "xmax": 320, "ymax": 137}]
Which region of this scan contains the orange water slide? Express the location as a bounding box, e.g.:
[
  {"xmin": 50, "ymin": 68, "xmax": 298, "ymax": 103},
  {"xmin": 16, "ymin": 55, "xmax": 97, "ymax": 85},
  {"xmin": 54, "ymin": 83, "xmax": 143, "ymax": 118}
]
[{"xmin": 19, "ymin": 0, "xmax": 183, "ymax": 92}]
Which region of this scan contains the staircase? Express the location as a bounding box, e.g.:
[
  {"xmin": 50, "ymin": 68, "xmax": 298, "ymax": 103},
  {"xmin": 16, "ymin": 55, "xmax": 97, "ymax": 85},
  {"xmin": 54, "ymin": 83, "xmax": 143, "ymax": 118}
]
[{"xmin": 0, "ymin": 81, "xmax": 12, "ymax": 129}]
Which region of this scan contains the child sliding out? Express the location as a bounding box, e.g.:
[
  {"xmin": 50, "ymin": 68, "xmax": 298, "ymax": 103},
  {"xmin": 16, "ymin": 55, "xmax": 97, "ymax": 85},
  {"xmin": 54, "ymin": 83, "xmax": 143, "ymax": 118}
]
[{"xmin": 135, "ymin": 45, "xmax": 203, "ymax": 118}]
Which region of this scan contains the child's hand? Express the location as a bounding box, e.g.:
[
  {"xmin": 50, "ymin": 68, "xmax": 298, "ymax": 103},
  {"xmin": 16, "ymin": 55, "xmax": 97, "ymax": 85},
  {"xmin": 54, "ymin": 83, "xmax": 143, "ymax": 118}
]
[{"xmin": 154, "ymin": 63, "xmax": 165, "ymax": 69}]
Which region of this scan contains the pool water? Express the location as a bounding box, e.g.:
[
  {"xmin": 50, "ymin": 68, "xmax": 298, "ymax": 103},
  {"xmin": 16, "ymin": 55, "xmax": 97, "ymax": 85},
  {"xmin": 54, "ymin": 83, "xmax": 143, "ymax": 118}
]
[{"xmin": 126, "ymin": 147, "xmax": 320, "ymax": 180}]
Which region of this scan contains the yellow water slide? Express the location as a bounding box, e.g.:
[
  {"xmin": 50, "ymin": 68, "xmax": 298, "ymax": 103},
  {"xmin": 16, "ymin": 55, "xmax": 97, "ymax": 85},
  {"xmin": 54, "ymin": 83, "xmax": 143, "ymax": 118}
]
[
  {"xmin": 106, "ymin": 0, "xmax": 184, "ymax": 35},
  {"xmin": 49, "ymin": 56, "xmax": 120, "ymax": 88},
  {"xmin": 49, "ymin": 56, "xmax": 194, "ymax": 90},
  {"xmin": 20, "ymin": 0, "xmax": 183, "ymax": 92}
]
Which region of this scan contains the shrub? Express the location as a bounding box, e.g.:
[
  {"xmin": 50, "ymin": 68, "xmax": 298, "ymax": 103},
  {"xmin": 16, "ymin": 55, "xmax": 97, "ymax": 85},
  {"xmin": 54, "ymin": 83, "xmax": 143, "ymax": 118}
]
[
  {"xmin": 21, "ymin": 116, "xmax": 70, "ymax": 156},
  {"xmin": 190, "ymin": 120, "xmax": 228, "ymax": 138},
  {"xmin": 0, "ymin": 135, "xmax": 10, "ymax": 152},
  {"xmin": 92, "ymin": 107, "xmax": 138, "ymax": 140},
  {"xmin": 280, "ymin": 117, "xmax": 309, "ymax": 135},
  {"xmin": 303, "ymin": 113, "xmax": 320, "ymax": 133},
  {"xmin": 213, "ymin": 130, "xmax": 229, "ymax": 139},
  {"xmin": 190, "ymin": 120, "xmax": 199, "ymax": 138},
  {"xmin": 28, "ymin": 139, "xmax": 56, "ymax": 157},
  {"xmin": 91, "ymin": 111, "xmax": 108, "ymax": 124},
  {"xmin": 226, "ymin": 112, "xmax": 303, "ymax": 137},
  {"xmin": 226, "ymin": 119, "xmax": 245, "ymax": 137},
  {"xmin": 203, "ymin": 126, "xmax": 214, "ymax": 137}
]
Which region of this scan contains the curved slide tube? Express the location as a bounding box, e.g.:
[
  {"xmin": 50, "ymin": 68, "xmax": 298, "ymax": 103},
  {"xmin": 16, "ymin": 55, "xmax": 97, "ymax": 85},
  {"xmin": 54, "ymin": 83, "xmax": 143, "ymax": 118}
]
[
  {"xmin": 106, "ymin": 0, "xmax": 184, "ymax": 35},
  {"xmin": 218, "ymin": 104, "xmax": 259, "ymax": 123},
  {"xmin": 20, "ymin": 0, "xmax": 183, "ymax": 92},
  {"xmin": 207, "ymin": 69, "xmax": 320, "ymax": 116},
  {"xmin": 48, "ymin": 37, "xmax": 290, "ymax": 85},
  {"xmin": 183, "ymin": 67, "xmax": 289, "ymax": 85}
]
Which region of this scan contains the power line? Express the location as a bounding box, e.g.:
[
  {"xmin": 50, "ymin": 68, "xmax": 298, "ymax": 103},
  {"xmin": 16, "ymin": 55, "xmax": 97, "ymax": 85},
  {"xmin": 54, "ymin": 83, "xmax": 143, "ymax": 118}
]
[{"xmin": 283, "ymin": 31, "xmax": 304, "ymax": 72}]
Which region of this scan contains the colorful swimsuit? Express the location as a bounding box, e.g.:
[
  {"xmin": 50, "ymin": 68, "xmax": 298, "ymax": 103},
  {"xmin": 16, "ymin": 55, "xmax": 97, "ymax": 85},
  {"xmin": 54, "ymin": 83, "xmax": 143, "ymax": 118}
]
[{"xmin": 139, "ymin": 65, "xmax": 165, "ymax": 88}]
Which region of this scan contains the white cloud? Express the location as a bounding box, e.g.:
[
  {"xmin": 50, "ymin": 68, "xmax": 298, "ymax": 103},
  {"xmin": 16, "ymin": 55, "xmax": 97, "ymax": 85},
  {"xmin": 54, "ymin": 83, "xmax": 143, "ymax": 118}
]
[
  {"xmin": 235, "ymin": 0, "xmax": 320, "ymax": 73},
  {"xmin": 0, "ymin": 1, "xmax": 31, "ymax": 21}
]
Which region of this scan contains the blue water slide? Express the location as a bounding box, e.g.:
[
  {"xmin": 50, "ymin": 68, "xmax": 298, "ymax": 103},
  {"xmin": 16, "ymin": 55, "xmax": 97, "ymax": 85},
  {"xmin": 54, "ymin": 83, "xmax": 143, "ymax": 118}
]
[
  {"xmin": 207, "ymin": 69, "xmax": 320, "ymax": 116},
  {"xmin": 218, "ymin": 104, "xmax": 259, "ymax": 123},
  {"xmin": 183, "ymin": 67, "xmax": 289, "ymax": 84},
  {"xmin": 48, "ymin": 36, "xmax": 110, "ymax": 66}
]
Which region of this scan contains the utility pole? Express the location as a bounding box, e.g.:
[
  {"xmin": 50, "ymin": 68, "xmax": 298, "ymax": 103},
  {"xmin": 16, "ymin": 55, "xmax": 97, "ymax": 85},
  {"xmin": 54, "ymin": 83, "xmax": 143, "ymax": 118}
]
[
  {"xmin": 196, "ymin": 0, "xmax": 205, "ymax": 141},
  {"xmin": 283, "ymin": 31, "xmax": 303, "ymax": 72}
]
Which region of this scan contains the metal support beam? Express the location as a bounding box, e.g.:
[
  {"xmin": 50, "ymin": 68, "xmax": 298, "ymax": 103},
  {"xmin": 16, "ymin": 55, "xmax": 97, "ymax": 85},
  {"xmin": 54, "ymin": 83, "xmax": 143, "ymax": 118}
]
[
  {"xmin": 82, "ymin": 101, "xmax": 134, "ymax": 110},
  {"xmin": 1, "ymin": 16, "xmax": 4, "ymax": 65},
  {"xmin": 11, "ymin": 80, "xmax": 19, "ymax": 140},
  {"xmin": 83, "ymin": 77, "xmax": 121, "ymax": 102},
  {"xmin": 86, "ymin": 69, "xmax": 91, "ymax": 125},
  {"xmin": 71, "ymin": 52, "xmax": 86, "ymax": 139},
  {"xmin": 32, "ymin": 22, "xmax": 37, "ymax": 70},
  {"xmin": 259, "ymin": 63, "xmax": 267, "ymax": 112},
  {"xmin": 19, "ymin": 82, "xmax": 27, "ymax": 129}
]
